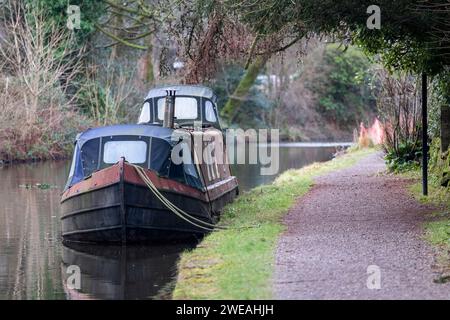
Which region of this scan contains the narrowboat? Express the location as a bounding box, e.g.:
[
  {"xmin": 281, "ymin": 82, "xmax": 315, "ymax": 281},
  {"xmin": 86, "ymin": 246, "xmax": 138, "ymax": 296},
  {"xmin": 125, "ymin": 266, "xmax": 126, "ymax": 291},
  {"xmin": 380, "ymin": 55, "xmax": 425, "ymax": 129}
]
[{"xmin": 61, "ymin": 85, "xmax": 239, "ymax": 243}]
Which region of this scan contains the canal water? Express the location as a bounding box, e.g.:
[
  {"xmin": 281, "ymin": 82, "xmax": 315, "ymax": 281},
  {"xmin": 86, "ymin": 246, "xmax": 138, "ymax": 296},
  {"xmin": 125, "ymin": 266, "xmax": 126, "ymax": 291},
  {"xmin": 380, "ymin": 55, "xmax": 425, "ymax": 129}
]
[{"xmin": 0, "ymin": 143, "xmax": 347, "ymax": 299}]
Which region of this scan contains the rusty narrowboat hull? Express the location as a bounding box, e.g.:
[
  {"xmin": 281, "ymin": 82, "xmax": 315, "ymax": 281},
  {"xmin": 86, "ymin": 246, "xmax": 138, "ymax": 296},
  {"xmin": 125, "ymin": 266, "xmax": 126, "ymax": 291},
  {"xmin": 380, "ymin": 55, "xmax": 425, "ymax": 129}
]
[{"xmin": 61, "ymin": 159, "xmax": 238, "ymax": 243}]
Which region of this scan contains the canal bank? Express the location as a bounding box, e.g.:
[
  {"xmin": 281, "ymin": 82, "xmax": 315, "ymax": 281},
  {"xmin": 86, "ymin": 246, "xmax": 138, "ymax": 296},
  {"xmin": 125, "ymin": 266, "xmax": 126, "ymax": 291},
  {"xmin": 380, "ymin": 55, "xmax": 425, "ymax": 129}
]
[{"xmin": 173, "ymin": 148, "xmax": 375, "ymax": 299}]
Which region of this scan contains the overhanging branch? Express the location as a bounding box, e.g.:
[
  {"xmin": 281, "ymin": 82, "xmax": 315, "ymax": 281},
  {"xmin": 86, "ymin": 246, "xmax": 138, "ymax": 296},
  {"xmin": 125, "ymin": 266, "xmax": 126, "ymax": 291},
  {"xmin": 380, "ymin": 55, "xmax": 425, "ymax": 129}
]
[{"xmin": 95, "ymin": 23, "xmax": 148, "ymax": 50}]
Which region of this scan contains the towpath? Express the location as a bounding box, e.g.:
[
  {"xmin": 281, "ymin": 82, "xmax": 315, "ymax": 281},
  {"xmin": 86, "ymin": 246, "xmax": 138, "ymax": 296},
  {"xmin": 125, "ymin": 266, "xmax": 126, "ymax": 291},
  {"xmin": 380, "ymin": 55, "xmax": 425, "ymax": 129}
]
[{"xmin": 274, "ymin": 151, "xmax": 450, "ymax": 299}]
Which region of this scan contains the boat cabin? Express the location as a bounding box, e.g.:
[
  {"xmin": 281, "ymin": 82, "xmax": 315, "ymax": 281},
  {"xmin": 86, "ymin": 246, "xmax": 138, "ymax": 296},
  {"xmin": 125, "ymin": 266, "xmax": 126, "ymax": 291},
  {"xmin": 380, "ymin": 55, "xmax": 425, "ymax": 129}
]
[
  {"xmin": 64, "ymin": 124, "xmax": 203, "ymax": 191},
  {"xmin": 137, "ymin": 85, "xmax": 222, "ymax": 130}
]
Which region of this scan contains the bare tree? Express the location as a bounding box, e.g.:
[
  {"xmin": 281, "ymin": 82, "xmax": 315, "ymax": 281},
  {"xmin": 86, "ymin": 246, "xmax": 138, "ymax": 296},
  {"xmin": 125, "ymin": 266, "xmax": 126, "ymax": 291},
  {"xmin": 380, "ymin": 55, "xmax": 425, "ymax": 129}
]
[
  {"xmin": 374, "ymin": 68, "xmax": 422, "ymax": 159},
  {"xmin": 79, "ymin": 60, "xmax": 139, "ymax": 126},
  {"xmin": 0, "ymin": 1, "xmax": 86, "ymax": 160}
]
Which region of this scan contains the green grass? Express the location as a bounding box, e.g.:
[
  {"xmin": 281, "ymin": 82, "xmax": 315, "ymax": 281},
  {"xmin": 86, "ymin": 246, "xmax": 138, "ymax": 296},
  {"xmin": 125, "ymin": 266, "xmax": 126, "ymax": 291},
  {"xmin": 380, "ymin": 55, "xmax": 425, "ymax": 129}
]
[
  {"xmin": 424, "ymin": 220, "xmax": 450, "ymax": 246},
  {"xmin": 403, "ymin": 169, "xmax": 450, "ymax": 237},
  {"xmin": 173, "ymin": 148, "xmax": 375, "ymax": 299},
  {"xmin": 424, "ymin": 218, "xmax": 450, "ymax": 284},
  {"xmin": 400, "ymin": 166, "xmax": 450, "ymax": 282},
  {"xmin": 402, "ymin": 167, "xmax": 450, "ymax": 209}
]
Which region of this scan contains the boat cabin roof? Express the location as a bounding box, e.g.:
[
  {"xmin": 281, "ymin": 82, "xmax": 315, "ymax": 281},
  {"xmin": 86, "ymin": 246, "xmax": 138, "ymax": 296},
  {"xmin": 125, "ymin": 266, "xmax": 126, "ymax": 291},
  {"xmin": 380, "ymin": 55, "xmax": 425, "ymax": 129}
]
[
  {"xmin": 145, "ymin": 85, "xmax": 217, "ymax": 103},
  {"xmin": 75, "ymin": 124, "xmax": 175, "ymax": 148}
]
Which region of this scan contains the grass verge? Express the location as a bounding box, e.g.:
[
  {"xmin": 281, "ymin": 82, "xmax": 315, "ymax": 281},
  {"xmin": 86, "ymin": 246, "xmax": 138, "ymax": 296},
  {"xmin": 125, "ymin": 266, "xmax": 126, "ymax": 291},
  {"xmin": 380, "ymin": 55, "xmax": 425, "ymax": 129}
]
[
  {"xmin": 173, "ymin": 148, "xmax": 375, "ymax": 299},
  {"xmin": 401, "ymin": 169, "xmax": 450, "ymax": 282}
]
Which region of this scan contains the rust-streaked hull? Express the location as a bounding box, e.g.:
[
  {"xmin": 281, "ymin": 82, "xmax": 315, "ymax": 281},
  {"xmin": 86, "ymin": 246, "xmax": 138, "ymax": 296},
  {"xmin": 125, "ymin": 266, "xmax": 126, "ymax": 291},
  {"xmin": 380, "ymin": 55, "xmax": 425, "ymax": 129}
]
[{"xmin": 60, "ymin": 160, "xmax": 238, "ymax": 243}]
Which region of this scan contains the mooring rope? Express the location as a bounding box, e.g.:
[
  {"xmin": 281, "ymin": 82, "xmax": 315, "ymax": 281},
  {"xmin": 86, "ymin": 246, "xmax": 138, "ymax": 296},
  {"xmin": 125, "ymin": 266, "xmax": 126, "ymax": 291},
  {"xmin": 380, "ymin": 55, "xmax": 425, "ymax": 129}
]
[{"xmin": 131, "ymin": 164, "xmax": 228, "ymax": 231}]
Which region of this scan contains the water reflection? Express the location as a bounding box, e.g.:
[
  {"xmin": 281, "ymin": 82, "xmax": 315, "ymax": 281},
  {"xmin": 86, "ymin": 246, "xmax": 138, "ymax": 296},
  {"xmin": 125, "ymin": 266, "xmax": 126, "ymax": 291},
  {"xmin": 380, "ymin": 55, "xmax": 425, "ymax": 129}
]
[
  {"xmin": 61, "ymin": 242, "xmax": 196, "ymax": 300},
  {"xmin": 0, "ymin": 161, "xmax": 198, "ymax": 300},
  {"xmin": 0, "ymin": 144, "xmax": 344, "ymax": 299},
  {"xmin": 231, "ymin": 145, "xmax": 339, "ymax": 191},
  {"xmin": 0, "ymin": 161, "xmax": 67, "ymax": 300}
]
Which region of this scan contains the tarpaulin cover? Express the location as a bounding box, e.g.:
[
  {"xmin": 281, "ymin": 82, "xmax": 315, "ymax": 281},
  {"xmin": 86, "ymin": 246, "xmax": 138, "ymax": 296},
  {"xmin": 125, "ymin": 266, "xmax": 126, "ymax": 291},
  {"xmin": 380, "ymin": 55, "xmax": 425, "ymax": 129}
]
[
  {"xmin": 76, "ymin": 124, "xmax": 175, "ymax": 148},
  {"xmin": 64, "ymin": 124, "xmax": 203, "ymax": 191}
]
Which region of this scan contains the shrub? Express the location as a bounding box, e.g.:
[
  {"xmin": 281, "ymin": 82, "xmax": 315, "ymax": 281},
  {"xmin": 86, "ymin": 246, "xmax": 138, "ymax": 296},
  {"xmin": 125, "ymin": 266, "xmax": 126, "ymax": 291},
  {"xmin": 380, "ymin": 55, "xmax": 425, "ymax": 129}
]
[
  {"xmin": 374, "ymin": 69, "xmax": 423, "ymax": 171},
  {"xmin": 0, "ymin": 1, "xmax": 89, "ymax": 161},
  {"xmin": 312, "ymin": 44, "xmax": 376, "ymax": 126},
  {"xmin": 76, "ymin": 62, "xmax": 139, "ymax": 126},
  {"xmin": 385, "ymin": 142, "xmax": 422, "ymax": 172}
]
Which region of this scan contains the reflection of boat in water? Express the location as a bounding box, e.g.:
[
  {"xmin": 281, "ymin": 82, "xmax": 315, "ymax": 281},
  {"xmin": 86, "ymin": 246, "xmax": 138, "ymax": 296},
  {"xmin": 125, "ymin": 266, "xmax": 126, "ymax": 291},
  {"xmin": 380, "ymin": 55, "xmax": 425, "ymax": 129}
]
[
  {"xmin": 61, "ymin": 242, "xmax": 196, "ymax": 300},
  {"xmin": 61, "ymin": 85, "xmax": 238, "ymax": 243}
]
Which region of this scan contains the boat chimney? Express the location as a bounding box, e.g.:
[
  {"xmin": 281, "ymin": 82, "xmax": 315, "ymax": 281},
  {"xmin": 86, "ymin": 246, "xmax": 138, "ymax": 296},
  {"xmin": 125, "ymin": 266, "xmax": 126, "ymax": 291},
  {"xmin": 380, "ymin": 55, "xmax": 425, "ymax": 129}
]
[{"xmin": 163, "ymin": 89, "xmax": 176, "ymax": 128}]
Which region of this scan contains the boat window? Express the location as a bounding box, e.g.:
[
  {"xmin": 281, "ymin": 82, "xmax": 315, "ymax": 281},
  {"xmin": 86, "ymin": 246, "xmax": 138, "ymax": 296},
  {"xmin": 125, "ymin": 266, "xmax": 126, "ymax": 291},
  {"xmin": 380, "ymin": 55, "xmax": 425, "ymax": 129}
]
[
  {"xmin": 205, "ymin": 101, "xmax": 217, "ymax": 122},
  {"xmin": 138, "ymin": 101, "xmax": 151, "ymax": 124},
  {"xmin": 149, "ymin": 138, "xmax": 170, "ymax": 175},
  {"xmin": 157, "ymin": 97, "xmax": 198, "ymax": 120},
  {"xmin": 103, "ymin": 141, "xmax": 147, "ymax": 164},
  {"xmin": 67, "ymin": 145, "xmax": 78, "ymax": 179},
  {"xmin": 81, "ymin": 138, "xmax": 100, "ymax": 177}
]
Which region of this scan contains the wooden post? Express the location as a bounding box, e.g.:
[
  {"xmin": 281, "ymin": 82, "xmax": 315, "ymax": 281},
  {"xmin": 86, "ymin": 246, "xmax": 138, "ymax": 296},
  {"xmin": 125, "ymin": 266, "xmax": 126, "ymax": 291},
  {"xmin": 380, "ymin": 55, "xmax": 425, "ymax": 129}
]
[{"xmin": 422, "ymin": 73, "xmax": 428, "ymax": 196}]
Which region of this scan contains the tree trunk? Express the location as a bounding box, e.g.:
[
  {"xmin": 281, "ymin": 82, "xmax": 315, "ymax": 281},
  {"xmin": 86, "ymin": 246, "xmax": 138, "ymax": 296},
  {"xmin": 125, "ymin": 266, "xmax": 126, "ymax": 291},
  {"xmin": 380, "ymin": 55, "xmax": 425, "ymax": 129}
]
[
  {"xmin": 441, "ymin": 104, "xmax": 450, "ymax": 151},
  {"xmin": 145, "ymin": 45, "xmax": 155, "ymax": 84},
  {"xmin": 137, "ymin": 35, "xmax": 154, "ymax": 86},
  {"xmin": 221, "ymin": 55, "xmax": 269, "ymax": 123},
  {"xmin": 108, "ymin": 0, "xmax": 124, "ymax": 61}
]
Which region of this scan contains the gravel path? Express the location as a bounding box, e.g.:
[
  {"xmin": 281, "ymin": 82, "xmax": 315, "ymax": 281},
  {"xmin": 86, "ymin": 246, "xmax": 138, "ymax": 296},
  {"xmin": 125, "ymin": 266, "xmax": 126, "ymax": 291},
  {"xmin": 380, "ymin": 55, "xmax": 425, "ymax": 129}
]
[{"xmin": 274, "ymin": 151, "xmax": 450, "ymax": 299}]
